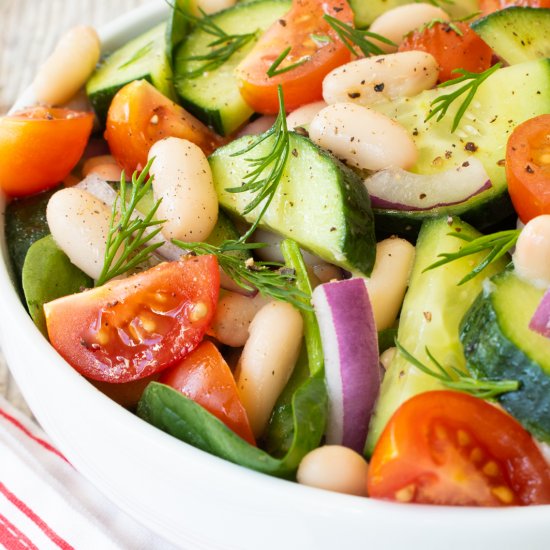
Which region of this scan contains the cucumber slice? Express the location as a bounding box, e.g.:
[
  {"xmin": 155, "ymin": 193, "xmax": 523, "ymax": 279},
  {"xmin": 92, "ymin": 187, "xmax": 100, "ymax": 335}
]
[
  {"xmin": 371, "ymin": 59, "xmax": 550, "ymax": 235},
  {"xmin": 461, "ymin": 271, "xmax": 550, "ymax": 443},
  {"xmin": 174, "ymin": 0, "xmax": 291, "ymax": 136},
  {"xmin": 349, "ymin": 0, "xmax": 479, "ymax": 28},
  {"xmin": 87, "ymin": 23, "xmax": 175, "ymax": 123},
  {"xmin": 365, "ymin": 217, "xmax": 508, "ymax": 455},
  {"xmin": 209, "ymin": 132, "xmax": 376, "ymax": 275},
  {"xmin": 472, "ymin": 7, "xmax": 550, "ymax": 65}
]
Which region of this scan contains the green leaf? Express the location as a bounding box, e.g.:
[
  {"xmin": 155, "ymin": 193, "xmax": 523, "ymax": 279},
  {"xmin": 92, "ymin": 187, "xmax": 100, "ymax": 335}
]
[{"xmin": 137, "ymin": 376, "xmax": 327, "ymax": 478}]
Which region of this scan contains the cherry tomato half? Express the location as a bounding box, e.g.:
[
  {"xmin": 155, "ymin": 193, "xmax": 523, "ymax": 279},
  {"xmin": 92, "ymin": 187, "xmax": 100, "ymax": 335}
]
[
  {"xmin": 105, "ymin": 80, "xmax": 223, "ymax": 175},
  {"xmin": 0, "ymin": 107, "xmax": 93, "ymax": 197},
  {"xmin": 367, "ymin": 391, "xmax": 550, "ymax": 506},
  {"xmin": 44, "ymin": 257, "xmax": 220, "ymax": 383},
  {"xmin": 506, "ymin": 114, "xmax": 550, "ymax": 223},
  {"xmin": 398, "ymin": 22, "xmax": 493, "ymax": 83},
  {"xmin": 479, "ymin": 0, "xmax": 550, "ymax": 16},
  {"xmin": 235, "ymin": 0, "xmax": 353, "ymax": 114},
  {"xmin": 160, "ymin": 341, "xmax": 256, "ymax": 445}
]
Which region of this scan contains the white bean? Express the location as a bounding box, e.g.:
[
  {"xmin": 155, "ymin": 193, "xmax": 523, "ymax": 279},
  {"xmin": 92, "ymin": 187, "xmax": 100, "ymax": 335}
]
[
  {"xmin": 380, "ymin": 347, "xmax": 397, "ymax": 371},
  {"xmin": 33, "ymin": 26, "xmax": 100, "ymax": 105},
  {"xmin": 364, "ymin": 238, "xmax": 416, "ymax": 331},
  {"xmin": 237, "ymin": 116, "xmax": 276, "ymax": 137},
  {"xmin": 83, "ymin": 155, "xmax": 122, "ymax": 182},
  {"xmin": 286, "ymin": 101, "xmax": 327, "ymax": 130},
  {"xmin": 47, "ymin": 188, "xmax": 112, "ymax": 280},
  {"xmin": 149, "ymin": 137, "xmax": 218, "ymax": 242},
  {"xmin": 309, "ymin": 103, "xmax": 418, "ymax": 171},
  {"xmin": 297, "ymin": 445, "xmax": 369, "ymax": 496},
  {"xmin": 235, "ymin": 301, "xmax": 304, "ymax": 437},
  {"xmin": 210, "ymin": 292, "xmax": 270, "ymax": 347},
  {"xmin": 369, "ymin": 3, "xmax": 450, "ymax": 53},
  {"xmin": 513, "ymin": 215, "xmax": 550, "ymax": 288},
  {"xmin": 323, "ymin": 51, "xmax": 439, "ymax": 107}
]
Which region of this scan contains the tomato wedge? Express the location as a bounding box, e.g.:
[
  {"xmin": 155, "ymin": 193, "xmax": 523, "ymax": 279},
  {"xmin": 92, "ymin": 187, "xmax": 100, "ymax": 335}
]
[
  {"xmin": 506, "ymin": 114, "xmax": 550, "ymax": 223},
  {"xmin": 367, "ymin": 391, "xmax": 550, "ymax": 506},
  {"xmin": 159, "ymin": 341, "xmax": 256, "ymax": 445},
  {"xmin": 398, "ymin": 21, "xmax": 493, "ymax": 83},
  {"xmin": 44, "ymin": 257, "xmax": 220, "ymax": 383},
  {"xmin": 0, "ymin": 107, "xmax": 93, "ymax": 197},
  {"xmin": 235, "ymin": 0, "xmax": 353, "ymax": 114},
  {"xmin": 105, "ymin": 80, "xmax": 223, "ymax": 174},
  {"xmin": 479, "ymin": 0, "xmax": 550, "ymax": 15}
]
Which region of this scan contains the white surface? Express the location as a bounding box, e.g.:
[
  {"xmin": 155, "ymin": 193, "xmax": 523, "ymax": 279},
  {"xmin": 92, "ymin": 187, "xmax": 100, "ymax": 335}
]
[{"xmin": 1, "ymin": 2, "xmax": 550, "ymax": 549}]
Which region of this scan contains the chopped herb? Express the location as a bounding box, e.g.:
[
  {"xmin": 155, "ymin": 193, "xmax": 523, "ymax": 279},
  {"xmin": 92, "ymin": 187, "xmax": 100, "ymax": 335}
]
[
  {"xmin": 310, "ymin": 33, "xmax": 332, "ymax": 46},
  {"xmin": 426, "ymin": 63, "xmax": 502, "ymax": 132},
  {"xmin": 323, "ymin": 14, "xmax": 396, "ymax": 57},
  {"xmin": 396, "ymin": 341, "xmax": 520, "ymax": 400},
  {"xmin": 266, "ymin": 46, "xmax": 310, "ymax": 78},
  {"xmin": 118, "ymin": 41, "xmax": 153, "ymax": 69}
]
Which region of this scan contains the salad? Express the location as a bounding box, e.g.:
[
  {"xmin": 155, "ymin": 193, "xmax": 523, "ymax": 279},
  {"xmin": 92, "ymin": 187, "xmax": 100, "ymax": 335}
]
[{"xmin": 2, "ymin": 0, "xmax": 550, "ymax": 507}]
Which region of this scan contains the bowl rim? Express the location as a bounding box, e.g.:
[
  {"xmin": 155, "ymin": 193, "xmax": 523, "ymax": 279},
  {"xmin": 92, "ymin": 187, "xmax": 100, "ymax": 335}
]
[{"xmin": 1, "ymin": 0, "xmax": 550, "ymax": 547}]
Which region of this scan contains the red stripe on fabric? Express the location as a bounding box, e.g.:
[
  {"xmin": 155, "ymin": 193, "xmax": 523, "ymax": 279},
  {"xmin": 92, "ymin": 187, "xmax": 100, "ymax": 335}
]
[
  {"xmin": 0, "ymin": 408, "xmax": 68, "ymax": 463},
  {"xmin": 0, "ymin": 483, "xmax": 74, "ymax": 550},
  {"xmin": 0, "ymin": 511, "xmax": 39, "ymax": 550}
]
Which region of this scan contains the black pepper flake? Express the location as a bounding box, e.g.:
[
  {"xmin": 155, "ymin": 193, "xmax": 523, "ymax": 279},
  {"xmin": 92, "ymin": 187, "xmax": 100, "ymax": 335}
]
[
  {"xmin": 279, "ymin": 19, "xmax": 286, "ymax": 26},
  {"xmin": 330, "ymin": 227, "xmax": 337, "ymax": 232},
  {"xmin": 419, "ymin": 193, "xmax": 427, "ymax": 200},
  {"xmin": 526, "ymin": 165, "xmax": 534, "ymax": 174},
  {"xmin": 465, "ymin": 142, "xmax": 478, "ymax": 152},
  {"xmin": 373, "ymin": 83, "xmax": 385, "ymax": 92},
  {"xmin": 294, "ymin": 126, "xmax": 309, "ymax": 137},
  {"xmin": 292, "ymin": 148, "xmax": 298, "ymax": 157},
  {"xmin": 348, "ymin": 92, "xmax": 361, "ymax": 99}
]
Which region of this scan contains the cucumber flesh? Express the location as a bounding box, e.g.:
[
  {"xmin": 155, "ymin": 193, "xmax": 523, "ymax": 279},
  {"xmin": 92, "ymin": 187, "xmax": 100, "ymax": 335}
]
[
  {"xmin": 174, "ymin": 0, "xmax": 291, "ymax": 136},
  {"xmin": 472, "ymin": 7, "xmax": 550, "ymax": 65},
  {"xmin": 365, "ymin": 217, "xmax": 508, "ymax": 455},
  {"xmin": 210, "ymin": 132, "xmax": 376, "ymax": 274},
  {"xmin": 461, "ymin": 271, "xmax": 550, "ymax": 443},
  {"xmin": 87, "ymin": 23, "xmax": 176, "ymax": 123},
  {"xmin": 371, "ymin": 59, "xmax": 550, "ymax": 233}
]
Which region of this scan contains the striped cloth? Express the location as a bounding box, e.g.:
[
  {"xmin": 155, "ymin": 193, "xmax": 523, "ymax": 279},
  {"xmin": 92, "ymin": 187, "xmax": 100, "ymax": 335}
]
[{"xmin": 0, "ymin": 395, "xmax": 178, "ymax": 549}]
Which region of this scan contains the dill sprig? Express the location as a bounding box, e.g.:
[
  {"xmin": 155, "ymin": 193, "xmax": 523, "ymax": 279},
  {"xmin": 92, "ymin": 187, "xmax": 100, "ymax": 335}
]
[
  {"xmin": 323, "ymin": 14, "xmax": 396, "ymax": 57},
  {"xmin": 118, "ymin": 41, "xmax": 153, "ymax": 69},
  {"xmin": 227, "ymin": 85, "xmax": 291, "ymax": 242},
  {"xmin": 168, "ymin": 2, "xmax": 258, "ymax": 79},
  {"xmin": 426, "ymin": 62, "xmax": 502, "ymax": 132},
  {"xmin": 96, "ymin": 159, "xmax": 164, "ymax": 287},
  {"xmin": 396, "ymin": 341, "xmax": 520, "ymax": 400},
  {"xmin": 424, "ymin": 229, "xmax": 520, "ymax": 285},
  {"xmin": 173, "ymin": 240, "xmax": 312, "ymax": 310},
  {"xmin": 266, "ymin": 46, "xmax": 310, "ymax": 78}
]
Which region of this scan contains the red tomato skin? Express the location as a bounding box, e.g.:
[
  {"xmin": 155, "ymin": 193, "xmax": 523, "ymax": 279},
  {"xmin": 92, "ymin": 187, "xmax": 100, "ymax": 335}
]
[
  {"xmin": 0, "ymin": 107, "xmax": 93, "ymax": 197},
  {"xmin": 398, "ymin": 22, "xmax": 493, "ymax": 83},
  {"xmin": 480, "ymin": 0, "xmax": 550, "ymax": 15},
  {"xmin": 105, "ymin": 80, "xmax": 223, "ymax": 175},
  {"xmin": 367, "ymin": 391, "xmax": 550, "ymax": 506},
  {"xmin": 506, "ymin": 114, "xmax": 550, "ymax": 223},
  {"xmin": 44, "ymin": 257, "xmax": 220, "ymax": 384},
  {"xmin": 236, "ymin": 0, "xmax": 353, "ymax": 114},
  {"xmin": 159, "ymin": 341, "xmax": 256, "ymax": 445}
]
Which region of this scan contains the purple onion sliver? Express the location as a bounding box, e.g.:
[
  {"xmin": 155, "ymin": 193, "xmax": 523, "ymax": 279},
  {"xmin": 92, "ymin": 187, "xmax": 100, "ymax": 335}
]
[{"xmin": 529, "ymin": 288, "xmax": 550, "ymax": 338}]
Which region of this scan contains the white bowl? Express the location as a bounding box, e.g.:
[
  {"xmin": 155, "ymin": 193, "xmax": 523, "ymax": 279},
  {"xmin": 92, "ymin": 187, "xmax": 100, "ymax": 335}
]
[{"xmin": 1, "ymin": 3, "xmax": 549, "ymax": 549}]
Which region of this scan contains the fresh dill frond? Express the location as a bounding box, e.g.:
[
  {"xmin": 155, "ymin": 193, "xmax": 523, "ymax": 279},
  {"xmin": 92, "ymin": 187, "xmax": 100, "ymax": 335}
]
[
  {"xmin": 227, "ymin": 85, "xmax": 291, "ymax": 242},
  {"xmin": 266, "ymin": 46, "xmax": 310, "ymax": 78},
  {"xmin": 425, "ymin": 63, "xmax": 502, "ymax": 132},
  {"xmin": 424, "ymin": 229, "xmax": 520, "ymax": 285},
  {"xmin": 396, "ymin": 341, "xmax": 520, "ymax": 400},
  {"xmin": 173, "ymin": 240, "xmax": 312, "ymax": 311},
  {"xmin": 96, "ymin": 159, "xmax": 165, "ymax": 287},
  {"xmin": 323, "ymin": 15, "xmax": 396, "ymax": 57},
  {"xmin": 118, "ymin": 41, "xmax": 154, "ymax": 69}
]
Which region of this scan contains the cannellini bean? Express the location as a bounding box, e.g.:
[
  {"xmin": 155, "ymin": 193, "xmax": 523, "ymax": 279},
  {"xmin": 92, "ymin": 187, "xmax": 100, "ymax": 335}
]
[
  {"xmin": 380, "ymin": 346, "xmax": 397, "ymax": 371},
  {"xmin": 513, "ymin": 215, "xmax": 550, "ymax": 288},
  {"xmin": 323, "ymin": 51, "xmax": 439, "ymax": 107},
  {"xmin": 83, "ymin": 155, "xmax": 122, "ymax": 182},
  {"xmin": 297, "ymin": 445, "xmax": 369, "ymax": 496},
  {"xmin": 369, "ymin": 3, "xmax": 450, "ymax": 53},
  {"xmin": 364, "ymin": 238, "xmax": 416, "ymax": 330},
  {"xmin": 210, "ymin": 292, "xmax": 270, "ymax": 347},
  {"xmin": 149, "ymin": 137, "xmax": 218, "ymax": 242},
  {"xmin": 286, "ymin": 101, "xmax": 327, "ymax": 130},
  {"xmin": 237, "ymin": 116, "xmax": 276, "ymax": 137},
  {"xmin": 33, "ymin": 26, "xmax": 100, "ymax": 105},
  {"xmin": 191, "ymin": 0, "xmax": 236, "ymax": 15},
  {"xmin": 309, "ymin": 103, "xmax": 418, "ymax": 171},
  {"xmin": 235, "ymin": 301, "xmax": 304, "ymax": 437},
  {"xmin": 47, "ymin": 187, "xmax": 113, "ymax": 280}
]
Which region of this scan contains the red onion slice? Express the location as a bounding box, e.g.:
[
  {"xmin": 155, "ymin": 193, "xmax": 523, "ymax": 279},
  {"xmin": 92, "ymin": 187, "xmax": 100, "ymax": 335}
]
[
  {"xmin": 312, "ymin": 278, "xmax": 381, "ymax": 453},
  {"xmin": 364, "ymin": 158, "xmax": 492, "ymax": 211},
  {"xmin": 529, "ymin": 289, "xmax": 550, "ymax": 338}
]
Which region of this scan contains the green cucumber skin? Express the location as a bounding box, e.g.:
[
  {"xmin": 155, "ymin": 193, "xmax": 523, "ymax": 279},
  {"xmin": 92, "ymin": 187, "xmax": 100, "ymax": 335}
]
[
  {"xmin": 472, "ymin": 7, "xmax": 550, "ymax": 65},
  {"xmin": 460, "ymin": 278, "xmax": 550, "ymax": 443},
  {"xmin": 210, "ymin": 132, "xmax": 376, "ymax": 275}
]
